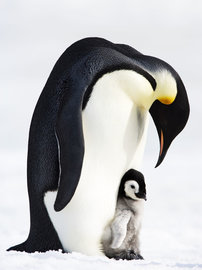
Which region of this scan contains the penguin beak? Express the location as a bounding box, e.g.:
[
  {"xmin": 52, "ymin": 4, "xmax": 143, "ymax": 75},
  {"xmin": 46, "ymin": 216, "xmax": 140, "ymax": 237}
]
[
  {"xmin": 136, "ymin": 193, "xmax": 147, "ymax": 201},
  {"xmin": 149, "ymin": 78, "xmax": 190, "ymax": 167},
  {"xmin": 143, "ymin": 194, "xmax": 147, "ymax": 201}
]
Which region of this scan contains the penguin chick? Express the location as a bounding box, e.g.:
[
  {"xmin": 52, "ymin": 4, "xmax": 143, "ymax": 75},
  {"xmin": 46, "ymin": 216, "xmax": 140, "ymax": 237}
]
[{"xmin": 101, "ymin": 169, "xmax": 146, "ymax": 260}]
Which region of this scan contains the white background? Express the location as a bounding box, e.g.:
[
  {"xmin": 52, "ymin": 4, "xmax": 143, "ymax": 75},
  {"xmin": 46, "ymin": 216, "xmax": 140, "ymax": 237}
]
[{"xmin": 1, "ymin": 1, "xmax": 202, "ymax": 269}]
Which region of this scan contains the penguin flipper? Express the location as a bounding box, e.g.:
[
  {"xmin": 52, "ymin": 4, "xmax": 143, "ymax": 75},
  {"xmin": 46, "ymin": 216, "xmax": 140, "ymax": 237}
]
[
  {"xmin": 110, "ymin": 210, "xmax": 131, "ymax": 249},
  {"xmin": 54, "ymin": 91, "xmax": 85, "ymax": 212}
]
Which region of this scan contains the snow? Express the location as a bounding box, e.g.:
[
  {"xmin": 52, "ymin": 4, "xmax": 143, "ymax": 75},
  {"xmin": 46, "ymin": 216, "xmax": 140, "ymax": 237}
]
[
  {"xmin": 1, "ymin": 0, "xmax": 202, "ymax": 269},
  {"xmin": 1, "ymin": 251, "xmax": 202, "ymax": 270}
]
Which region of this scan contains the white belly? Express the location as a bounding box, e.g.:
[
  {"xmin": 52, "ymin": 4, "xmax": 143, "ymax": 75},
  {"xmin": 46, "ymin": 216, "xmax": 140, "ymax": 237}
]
[{"xmin": 44, "ymin": 71, "xmax": 149, "ymax": 256}]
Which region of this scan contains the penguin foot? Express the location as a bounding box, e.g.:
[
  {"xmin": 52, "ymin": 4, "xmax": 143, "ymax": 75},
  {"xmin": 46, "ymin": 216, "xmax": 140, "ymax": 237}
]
[{"xmin": 112, "ymin": 250, "xmax": 144, "ymax": 260}]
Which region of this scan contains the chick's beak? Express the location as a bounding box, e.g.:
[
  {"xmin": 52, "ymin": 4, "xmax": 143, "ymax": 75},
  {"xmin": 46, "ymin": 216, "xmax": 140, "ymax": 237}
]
[{"xmin": 136, "ymin": 193, "xmax": 147, "ymax": 201}]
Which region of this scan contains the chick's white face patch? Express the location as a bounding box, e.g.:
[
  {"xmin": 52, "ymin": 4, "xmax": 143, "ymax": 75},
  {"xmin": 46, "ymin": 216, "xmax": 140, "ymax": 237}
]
[{"xmin": 124, "ymin": 180, "xmax": 140, "ymax": 200}]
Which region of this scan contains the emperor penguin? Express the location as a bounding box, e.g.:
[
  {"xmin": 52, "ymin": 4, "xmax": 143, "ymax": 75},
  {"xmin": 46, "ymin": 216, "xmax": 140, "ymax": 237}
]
[
  {"xmin": 102, "ymin": 169, "xmax": 146, "ymax": 260},
  {"xmin": 7, "ymin": 38, "xmax": 190, "ymax": 256}
]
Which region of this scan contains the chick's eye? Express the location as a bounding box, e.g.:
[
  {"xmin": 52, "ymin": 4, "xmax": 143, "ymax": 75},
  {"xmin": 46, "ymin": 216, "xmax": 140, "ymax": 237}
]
[{"xmin": 130, "ymin": 185, "xmax": 135, "ymax": 189}]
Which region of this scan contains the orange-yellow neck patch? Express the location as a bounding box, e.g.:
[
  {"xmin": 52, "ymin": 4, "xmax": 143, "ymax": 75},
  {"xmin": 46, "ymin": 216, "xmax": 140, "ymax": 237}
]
[{"xmin": 158, "ymin": 96, "xmax": 176, "ymax": 105}]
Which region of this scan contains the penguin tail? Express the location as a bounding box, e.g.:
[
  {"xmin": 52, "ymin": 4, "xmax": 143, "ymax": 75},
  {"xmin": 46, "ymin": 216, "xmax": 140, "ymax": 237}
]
[
  {"xmin": 7, "ymin": 232, "xmax": 64, "ymax": 253},
  {"xmin": 7, "ymin": 242, "xmax": 27, "ymax": 252}
]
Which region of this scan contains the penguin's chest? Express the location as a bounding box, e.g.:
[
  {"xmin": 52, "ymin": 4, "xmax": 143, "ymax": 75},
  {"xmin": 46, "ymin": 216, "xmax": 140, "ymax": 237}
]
[{"xmin": 44, "ymin": 76, "xmax": 149, "ymax": 256}]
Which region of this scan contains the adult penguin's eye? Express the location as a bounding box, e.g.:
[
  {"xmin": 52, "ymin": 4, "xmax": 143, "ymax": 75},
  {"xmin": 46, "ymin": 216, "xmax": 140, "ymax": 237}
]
[{"xmin": 130, "ymin": 185, "xmax": 135, "ymax": 189}]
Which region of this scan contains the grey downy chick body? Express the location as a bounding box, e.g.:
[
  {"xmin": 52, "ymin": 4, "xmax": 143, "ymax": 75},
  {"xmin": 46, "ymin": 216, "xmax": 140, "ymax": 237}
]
[{"xmin": 101, "ymin": 169, "xmax": 146, "ymax": 260}]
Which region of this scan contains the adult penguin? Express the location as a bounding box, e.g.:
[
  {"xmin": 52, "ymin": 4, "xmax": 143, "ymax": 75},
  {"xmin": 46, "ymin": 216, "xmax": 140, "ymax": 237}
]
[{"xmin": 8, "ymin": 38, "xmax": 189, "ymax": 255}]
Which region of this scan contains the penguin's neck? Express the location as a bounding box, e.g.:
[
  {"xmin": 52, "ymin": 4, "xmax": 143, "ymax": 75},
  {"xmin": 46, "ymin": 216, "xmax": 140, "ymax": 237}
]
[
  {"xmin": 123, "ymin": 197, "xmax": 145, "ymax": 215},
  {"xmin": 83, "ymin": 70, "xmax": 150, "ymax": 170}
]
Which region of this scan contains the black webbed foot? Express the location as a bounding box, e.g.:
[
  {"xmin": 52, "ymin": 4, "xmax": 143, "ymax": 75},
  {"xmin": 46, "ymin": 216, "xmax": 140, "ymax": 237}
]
[{"xmin": 112, "ymin": 250, "xmax": 144, "ymax": 260}]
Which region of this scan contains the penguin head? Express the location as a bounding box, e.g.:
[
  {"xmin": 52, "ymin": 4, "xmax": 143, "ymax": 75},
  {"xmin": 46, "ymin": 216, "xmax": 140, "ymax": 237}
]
[
  {"xmin": 119, "ymin": 169, "xmax": 146, "ymax": 201},
  {"xmin": 132, "ymin": 66, "xmax": 190, "ymax": 168},
  {"xmin": 148, "ymin": 68, "xmax": 190, "ymax": 167},
  {"xmin": 113, "ymin": 64, "xmax": 189, "ymax": 168},
  {"xmin": 124, "ymin": 180, "xmax": 147, "ymax": 201}
]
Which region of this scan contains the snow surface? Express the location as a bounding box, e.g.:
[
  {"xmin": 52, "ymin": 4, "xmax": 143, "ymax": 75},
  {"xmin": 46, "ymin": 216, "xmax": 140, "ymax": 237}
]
[{"xmin": 1, "ymin": 0, "xmax": 202, "ymax": 269}]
